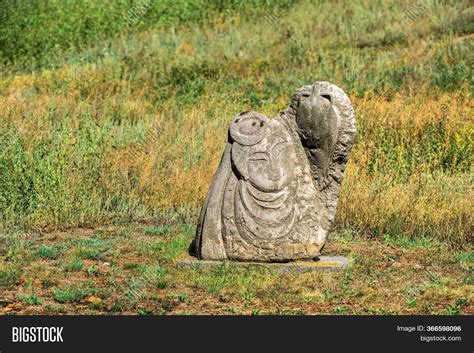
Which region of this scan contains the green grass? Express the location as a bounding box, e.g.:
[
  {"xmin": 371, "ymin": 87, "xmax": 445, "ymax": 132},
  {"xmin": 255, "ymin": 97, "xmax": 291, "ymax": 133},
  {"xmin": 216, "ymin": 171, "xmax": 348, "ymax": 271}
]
[
  {"xmin": 52, "ymin": 283, "xmax": 103, "ymax": 303},
  {"xmin": 142, "ymin": 225, "xmax": 172, "ymax": 236},
  {"xmin": 19, "ymin": 293, "xmax": 42, "ymax": 306},
  {"xmin": 77, "ymin": 249, "xmax": 106, "ymax": 261},
  {"xmin": 35, "ymin": 245, "xmax": 62, "ymax": 259},
  {"xmin": 0, "ymin": 224, "xmax": 470, "ymax": 315},
  {"xmin": 53, "ymin": 285, "xmax": 89, "ymax": 303},
  {"xmin": 86, "ymin": 264, "xmax": 99, "ymax": 276},
  {"xmin": 64, "ymin": 258, "xmax": 84, "ymax": 272},
  {"xmin": 0, "ymin": 266, "xmax": 19, "ymax": 288},
  {"xmin": 0, "ymin": 0, "xmax": 296, "ymax": 71}
]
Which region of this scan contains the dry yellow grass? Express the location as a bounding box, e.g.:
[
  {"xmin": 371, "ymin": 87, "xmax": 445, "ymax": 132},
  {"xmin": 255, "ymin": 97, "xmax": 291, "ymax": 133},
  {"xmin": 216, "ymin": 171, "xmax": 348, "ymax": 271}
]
[
  {"xmin": 1, "ymin": 75, "xmax": 472, "ymax": 245},
  {"xmin": 0, "ymin": 0, "xmax": 472, "ymax": 247}
]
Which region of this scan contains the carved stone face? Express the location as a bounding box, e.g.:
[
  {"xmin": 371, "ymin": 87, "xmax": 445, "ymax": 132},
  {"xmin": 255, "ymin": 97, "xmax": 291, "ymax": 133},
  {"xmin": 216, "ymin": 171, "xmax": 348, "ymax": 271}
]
[
  {"xmin": 193, "ymin": 81, "xmax": 356, "ymax": 262},
  {"xmin": 294, "ymin": 84, "xmax": 339, "ymax": 187},
  {"xmin": 229, "ymin": 112, "xmax": 296, "ymax": 192},
  {"xmin": 247, "ymin": 133, "xmax": 295, "ymax": 192}
]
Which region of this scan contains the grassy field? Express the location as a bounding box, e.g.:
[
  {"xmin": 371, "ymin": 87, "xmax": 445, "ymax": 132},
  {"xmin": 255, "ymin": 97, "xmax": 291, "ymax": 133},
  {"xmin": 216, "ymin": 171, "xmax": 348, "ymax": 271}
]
[
  {"xmin": 0, "ymin": 0, "xmax": 473, "ymax": 314},
  {"xmin": 1, "ymin": 224, "xmax": 472, "ymax": 315}
]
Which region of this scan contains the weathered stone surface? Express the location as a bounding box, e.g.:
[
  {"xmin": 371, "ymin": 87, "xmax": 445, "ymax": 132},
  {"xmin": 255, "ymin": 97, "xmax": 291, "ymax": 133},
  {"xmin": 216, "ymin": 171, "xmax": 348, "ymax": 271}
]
[
  {"xmin": 177, "ymin": 254, "xmax": 350, "ymax": 273},
  {"xmin": 191, "ymin": 81, "xmax": 356, "ymax": 262}
]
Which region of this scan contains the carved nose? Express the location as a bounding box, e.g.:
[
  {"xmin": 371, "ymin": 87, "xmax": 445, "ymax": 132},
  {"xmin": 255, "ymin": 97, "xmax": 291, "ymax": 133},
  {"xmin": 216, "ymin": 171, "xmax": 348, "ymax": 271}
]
[
  {"xmin": 268, "ymin": 162, "xmax": 282, "ymax": 181},
  {"xmin": 311, "ymin": 84, "xmax": 320, "ymax": 99}
]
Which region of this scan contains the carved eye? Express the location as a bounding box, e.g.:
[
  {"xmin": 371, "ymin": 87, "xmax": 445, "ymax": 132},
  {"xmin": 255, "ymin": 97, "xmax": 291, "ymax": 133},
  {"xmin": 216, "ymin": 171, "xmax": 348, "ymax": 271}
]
[
  {"xmin": 272, "ymin": 141, "xmax": 289, "ymax": 157},
  {"xmin": 321, "ymin": 94, "xmax": 332, "ymax": 103},
  {"xmin": 249, "ymin": 152, "xmax": 268, "ymax": 162},
  {"xmin": 298, "ymin": 92, "xmax": 311, "ymax": 107}
]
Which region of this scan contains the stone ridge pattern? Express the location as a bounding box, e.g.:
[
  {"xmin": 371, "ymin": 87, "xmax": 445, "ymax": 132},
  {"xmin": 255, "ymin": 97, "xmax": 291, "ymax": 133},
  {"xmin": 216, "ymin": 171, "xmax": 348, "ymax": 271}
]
[{"xmin": 191, "ymin": 81, "xmax": 356, "ymax": 262}]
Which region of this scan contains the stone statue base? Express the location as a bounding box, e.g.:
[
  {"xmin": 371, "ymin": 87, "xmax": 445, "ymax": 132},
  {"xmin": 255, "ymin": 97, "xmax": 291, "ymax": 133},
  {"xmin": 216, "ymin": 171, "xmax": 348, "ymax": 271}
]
[{"xmin": 176, "ymin": 254, "xmax": 349, "ymax": 273}]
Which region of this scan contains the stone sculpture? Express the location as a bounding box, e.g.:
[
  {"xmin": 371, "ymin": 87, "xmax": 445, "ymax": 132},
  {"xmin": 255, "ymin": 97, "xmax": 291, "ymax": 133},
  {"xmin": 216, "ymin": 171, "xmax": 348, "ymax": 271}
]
[{"xmin": 190, "ymin": 81, "xmax": 356, "ymax": 262}]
